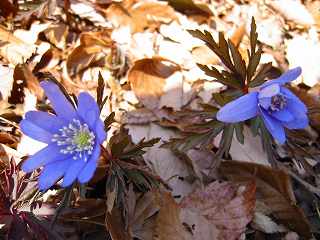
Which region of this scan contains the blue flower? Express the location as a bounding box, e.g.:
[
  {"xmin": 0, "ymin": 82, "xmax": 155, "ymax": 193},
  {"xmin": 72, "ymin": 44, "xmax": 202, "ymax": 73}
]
[
  {"xmin": 20, "ymin": 81, "xmax": 106, "ymax": 190},
  {"xmin": 216, "ymin": 67, "xmax": 308, "ymax": 144}
]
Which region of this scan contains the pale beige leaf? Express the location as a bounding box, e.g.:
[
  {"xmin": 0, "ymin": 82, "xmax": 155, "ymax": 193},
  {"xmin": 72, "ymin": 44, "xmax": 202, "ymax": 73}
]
[
  {"xmin": 0, "ymin": 65, "xmax": 14, "ymax": 101},
  {"xmin": 286, "ymin": 35, "xmax": 320, "ymax": 87},
  {"xmin": 127, "ymin": 123, "xmax": 194, "ymax": 198},
  {"xmin": 180, "ymin": 181, "xmax": 256, "ymax": 240},
  {"xmin": 268, "ymin": 0, "xmax": 315, "ymax": 26}
]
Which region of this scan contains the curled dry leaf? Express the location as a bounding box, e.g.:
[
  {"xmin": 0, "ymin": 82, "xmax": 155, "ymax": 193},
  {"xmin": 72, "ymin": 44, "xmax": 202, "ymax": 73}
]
[
  {"xmin": 105, "ymin": 1, "xmax": 177, "ymax": 33},
  {"xmin": 66, "ymin": 30, "xmax": 113, "ymax": 77},
  {"xmin": 220, "ymin": 160, "xmax": 312, "ymax": 238},
  {"xmin": 180, "ymin": 181, "xmax": 256, "ymax": 240},
  {"xmin": 128, "ymin": 57, "xmax": 180, "ymax": 110},
  {"xmin": 0, "ymin": 27, "xmax": 36, "ymax": 65}
]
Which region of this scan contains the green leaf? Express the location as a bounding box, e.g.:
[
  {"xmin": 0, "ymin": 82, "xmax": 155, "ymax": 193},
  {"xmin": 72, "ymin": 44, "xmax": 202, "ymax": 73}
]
[
  {"xmin": 234, "ymin": 123, "xmax": 244, "ymax": 144},
  {"xmin": 250, "ymin": 117, "xmax": 261, "ymax": 137},
  {"xmin": 197, "ymin": 64, "xmax": 242, "ymax": 89},
  {"xmin": 104, "ymin": 112, "xmax": 115, "ymax": 131},
  {"xmin": 250, "ymin": 17, "xmax": 258, "ymax": 56},
  {"xmin": 249, "ymin": 62, "xmax": 273, "ymax": 87},
  {"xmin": 247, "ymin": 47, "xmax": 262, "ymax": 82},
  {"xmin": 97, "ymin": 71, "xmax": 105, "ymax": 111},
  {"xmin": 228, "ymin": 39, "xmax": 246, "ymax": 82}
]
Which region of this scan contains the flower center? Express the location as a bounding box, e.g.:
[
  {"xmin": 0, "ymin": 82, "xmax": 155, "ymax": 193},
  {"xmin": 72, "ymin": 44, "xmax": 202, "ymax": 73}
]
[
  {"xmin": 270, "ymin": 94, "xmax": 287, "ymax": 111},
  {"xmin": 52, "ymin": 119, "xmax": 95, "ymax": 160}
]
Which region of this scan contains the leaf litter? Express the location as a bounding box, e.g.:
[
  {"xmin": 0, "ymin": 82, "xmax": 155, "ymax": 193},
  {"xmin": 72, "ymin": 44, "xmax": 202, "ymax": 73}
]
[{"xmin": 0, "ymin": 0, "xmax": 320, "ymax": 239}]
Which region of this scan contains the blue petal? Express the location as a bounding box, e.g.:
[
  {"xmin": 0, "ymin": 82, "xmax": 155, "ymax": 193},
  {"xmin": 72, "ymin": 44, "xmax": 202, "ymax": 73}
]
[
  {"xmin": 261, "ymin": 67, "xmax": 302, "ymax": 88},
  {"xmin": 77, "ymin": 92, "xmax": 99, "ymax": 129},
  {"xmin": 258, "ymin": 97, "xmax": 271, "ymax": 110},
  {"xmin": 22, "ymin": 144, "xmax": 67, "ymax": 173},
  {"xmin": 284, "ymin": 101, "xmax": 309, "ymax": 129},
  {"xmin": 20, "ymin": 119, "xmax": 53, "ymax": 144},
  {"xmin": 61, "ymin": 159, "xmax": 86, "ymax": 187},
  {"xmin": 260, "ymin": 108, "xmax": 286, "ymax": 144},
  {"xmin": 217, "ymin": 92, "xmax": 258, "ymax": 123},
  {"xmin": 38, "ymin": 160, "xmax": 70, "ymax": 190},
  {"xmin": 271, "ymin": 109, "xmax": 294, "ymax": 122},
  {"xmin": 95, "ymin": 119, "xmax": 107, "ymax": 143},
  {"xmin": 25, "ymin": 111, "xmax": 65, "ymax": 133},
  {"xmin": 259, "ymin": 84, "xmax": 280, "ymax": 98},
  {"xmin": 77, "ymin": 144, "xmax": 100, "ymax": 183},
  {"xmin": 40, "ymin": 81, "xmax": 77, "ymax": 121},
  {"xmin": 284, "ymin": 114, "xmax": 308, "ymax": 129},
  {"xmin": 281, "ymin": 87, "xmax": 307, "ymax": 113}
]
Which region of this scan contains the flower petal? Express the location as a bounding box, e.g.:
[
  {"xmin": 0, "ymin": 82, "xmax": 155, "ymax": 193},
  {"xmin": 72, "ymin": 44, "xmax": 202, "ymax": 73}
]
[
  {"xmin": 95, "ymin": 119, "xmax": 107, "ymax": 143},
  {"xmin": 22, "ymin": 144, "xmax": 67, "ymax": 173},
  {"xmin": 38, "ymin": 160, "xmax": 70, "ymax": 190},
  {"xmin": 261, "ymin": 67, "xmax": 302, "ymax": 88},
  {"xmin": 77, "ymin": 92, "xmax": 99, "ymax": 128},
  {"xmin": 284, "ymin": 101, "xmax": 309, "ymax": 129},
  {"xmin": 284, "ymin": 114, "xmax": 308, "ymax": 129},
  {"xmin": 217, "ymin": 92, "xmax": 258, "ymax": 123},
  {"xmin": 25, "ymin": 111, "xmax": 65, "ymax": 133},
  {"xmin": 258, "ymin": 97, "xmax": 271, "ymax": 110},
  {"xmin": 77, "ymin": 144, "xmax": 100, "ymax": 183},
  {"xmin": 61, "ymin": 159, "xmax": 86, "ymax": 187},
  {"xmin": 20, "ymin": 119, "xmax": 53, "ymax": 144},
  {"xmin": 260, "ymin": 108, "xmax": 286, "ymax": 144},
  {"xmin": 281, "ymin": 87, "xmax": 307, "ymax": 113},
  {"xmin": 271, "ymin": 109, "xmax": 294, "ymax": 122},
  {"xmin": 259, "ymin": 84, "xmax": 280, "ymax": 98},
  {"xmin": 40, "ymin": 81, "xmax": 77, "ymax": 121}
]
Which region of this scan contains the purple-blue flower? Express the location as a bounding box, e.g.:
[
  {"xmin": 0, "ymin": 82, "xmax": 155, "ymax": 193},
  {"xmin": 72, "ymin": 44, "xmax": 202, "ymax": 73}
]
[
  {"xmin": 20, "ymin": 81, "xmax": 106, "ymax": 190},
  {"xmin": 216, "ymin": 67, "xmax": 308, "ymax": 144}
]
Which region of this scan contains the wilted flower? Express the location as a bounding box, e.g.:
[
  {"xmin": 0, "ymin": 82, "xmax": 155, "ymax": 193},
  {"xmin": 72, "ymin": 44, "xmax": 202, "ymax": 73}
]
[
  {"xmin": 216, "ymin": 67, "xmax": 308, "ymax": 144},
  {"xmin": 20, "ymin": 81, "xmax": 106, "ymax": 190}
]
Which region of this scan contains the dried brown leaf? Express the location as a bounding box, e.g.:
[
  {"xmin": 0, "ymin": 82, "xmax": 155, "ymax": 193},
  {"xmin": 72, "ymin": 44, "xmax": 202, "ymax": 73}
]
[
  {"xmin": 105, "ymin": 1, "xmax": 177, "ymax": 33},
  {"xmin": 220, "ymin": 160, "xmax": 312, "ymax": 238},
  {"xmin": 128, "ymin": 57, "xmax": 180, "ymax": 110},
  {"xmin": 180, "ymin": 181, "xmax": 256, "ymax": 240}
]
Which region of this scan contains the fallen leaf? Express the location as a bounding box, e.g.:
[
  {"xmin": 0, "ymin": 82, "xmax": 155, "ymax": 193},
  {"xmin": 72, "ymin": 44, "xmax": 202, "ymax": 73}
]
[
  {"xmin": 286, "ymin": 35, "xmax": 320, "ymax": 87},
  {"xmin": 165, "ymin": 0, "xmax": 212, "ymax": 16},
  {"xmin": 267, "ymin": 0, "xmax": 315, "ymax": 26},
  {"xmin": 155, "ymin": 191, "xmax": 188, "ymax": 240},
  {"xmin": 215, "ymin": 126, "xmax": 269, "ymax": 166},
  {"xmin": 127, "ymin": 123, "xmax": 194, "ymax": 198},
  {"xmin": 180, "ymin": 181, "xmax": 256, "ymax": 240},
  {"xmin": 252, "ymin": 212, "xmax": 287, "ymax": 234},
  {"xmin": 0, "ymin": 27, "xmax": 36, "ymax": 65},
  {"xmin": 0, "ymin": 65, "xmax": 14, "ymax": 101},
  {"xmin": 105, "ymin": 1, "xmax": 177, "ymax": 33},
  {"xmin": 128, "ymin": 57, "xmax": 180, "ymax": 110},
  {"xmin": 70, "ymin": 1, "xmax": 111, "ymax": 27},
  {"xmin": 66, "ymin": 30, "xmax": 113, "ymax": 77},
  {"xmin": 220, "ymin": 160, "xmax": 312, "ymax": 238}
]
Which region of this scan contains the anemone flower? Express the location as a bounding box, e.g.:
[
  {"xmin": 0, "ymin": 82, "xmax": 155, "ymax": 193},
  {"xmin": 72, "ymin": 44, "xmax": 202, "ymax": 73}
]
[
  {"xmin": 216, "ymin": 67, "xmax": 308, "ymax": 144},
  {"xmin": 20, "ymin": 81, "xmax": 106, "ymax": 190}
]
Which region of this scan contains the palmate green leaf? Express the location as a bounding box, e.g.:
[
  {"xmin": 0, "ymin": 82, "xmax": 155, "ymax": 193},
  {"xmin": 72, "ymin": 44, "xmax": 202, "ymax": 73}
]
[
  {"xmin": 188, "ymin": 30, "xmax": 236, "ymax": 72},
  {"xmin": 97, "ymin": 71, "xmax": 105, "ymax": 111},
  {"xmin": 247, "ymin": 47, "xmax": 262, "ymax": 82},
  {"xmin": 228, "ymin": 39, "xmax": 246, "ymax": 83},
  {"xmin": 250, "ymin": 17, "xmax": 258, "ymax": 56},
  {"xmin": 234, "ymin": 122, "xmax": 244, "ymax": 144},
  {"xmin": 249, "ymin": 62, "xmax": 273, "ymax": 87},
  {"xmin": 197, "ymin": 64, "xmax": 242, "ymax": 89}
]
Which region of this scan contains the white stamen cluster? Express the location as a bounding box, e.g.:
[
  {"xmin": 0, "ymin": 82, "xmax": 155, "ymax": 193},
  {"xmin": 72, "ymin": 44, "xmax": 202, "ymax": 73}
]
[{"xmin": 52, "ymin": 119, "xmax": 95, "ymax": 161}]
